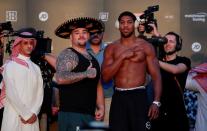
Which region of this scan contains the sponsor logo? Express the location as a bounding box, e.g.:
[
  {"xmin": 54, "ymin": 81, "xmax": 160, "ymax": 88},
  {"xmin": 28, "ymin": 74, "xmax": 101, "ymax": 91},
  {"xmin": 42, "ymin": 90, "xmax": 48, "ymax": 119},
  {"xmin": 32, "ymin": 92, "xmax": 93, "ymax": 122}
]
[
  {"xmin": 146, "ymin": 121, "xmax": 151, "ymax": 130},
  {"xmin": 6, "ymin": 11, "xmax": 17, "ymax": 21},
  {"xmin": 99, "ymin": 12, "xmax": 109, "ymax": 22},
  {"xmin": 192, "ymin": 42, "xmax": 202, "ymax": 52},
  {"xmin": 184, "ymin": 12, "xmax": 207, "ymax": 22},
  {"xmin": 39, "ymin": 11, "xmax": 48, "ymax": 22}
]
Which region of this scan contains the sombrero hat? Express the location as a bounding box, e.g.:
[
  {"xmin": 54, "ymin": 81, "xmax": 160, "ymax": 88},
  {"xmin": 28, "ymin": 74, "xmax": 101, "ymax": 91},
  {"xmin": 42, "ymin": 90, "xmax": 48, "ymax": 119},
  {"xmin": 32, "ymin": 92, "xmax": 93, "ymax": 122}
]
[{"xmin": 55, "ymin": 17, "xmax": 105, "ymax": 39}]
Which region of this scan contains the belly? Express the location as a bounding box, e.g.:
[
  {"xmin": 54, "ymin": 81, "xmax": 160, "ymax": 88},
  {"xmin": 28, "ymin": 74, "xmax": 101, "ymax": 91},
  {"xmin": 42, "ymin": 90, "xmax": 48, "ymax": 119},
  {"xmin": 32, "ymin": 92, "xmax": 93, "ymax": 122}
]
[{"xmin": 115, "ymin": 63, "xmax": 146, "ymax": 88}]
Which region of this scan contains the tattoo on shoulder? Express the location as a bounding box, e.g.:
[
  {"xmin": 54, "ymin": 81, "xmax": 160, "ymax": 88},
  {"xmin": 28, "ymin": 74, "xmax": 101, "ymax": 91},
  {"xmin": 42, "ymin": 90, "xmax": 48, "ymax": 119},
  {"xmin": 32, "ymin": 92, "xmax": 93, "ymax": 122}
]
[
  {"xmin": 56, "ymin": 49, "xmax": 86, "ymax": 83},
  {"xmin": 57, "ymin": 49, "xmax": 79, "ymax": 74},
  {"xmin": 57, "ymin": 49, "xmax": 78, "ymax": 72}
]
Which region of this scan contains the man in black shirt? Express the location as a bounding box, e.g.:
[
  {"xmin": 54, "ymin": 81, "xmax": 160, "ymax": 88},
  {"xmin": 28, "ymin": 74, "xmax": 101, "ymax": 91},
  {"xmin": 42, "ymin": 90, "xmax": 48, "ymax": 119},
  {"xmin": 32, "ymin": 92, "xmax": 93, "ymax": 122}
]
[
  {"xmin": 152, "ymin": 32, "xmax": 190, "ymax": 131},
  {"xmin": 55, "ymin": 17, "xmax": 105, "ymax": 131}
]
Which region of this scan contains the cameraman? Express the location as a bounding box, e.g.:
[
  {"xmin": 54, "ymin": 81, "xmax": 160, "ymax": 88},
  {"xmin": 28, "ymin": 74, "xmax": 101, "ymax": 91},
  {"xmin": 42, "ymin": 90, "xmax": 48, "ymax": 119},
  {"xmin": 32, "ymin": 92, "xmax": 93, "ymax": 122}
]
[
  {"xmin": 137, "ymin": 19, "xmax": 164, "ymax": 49},
  {"xmin": 152, "ymin": 32, "xmax": 190, "ymax": 131},
  {"xmin": 137, "ymin": 20, "xmax": 160, "ymax": 40},
  {"xmin": 136, "ymin": 10, "xmax": 167, "ymax": 59}
]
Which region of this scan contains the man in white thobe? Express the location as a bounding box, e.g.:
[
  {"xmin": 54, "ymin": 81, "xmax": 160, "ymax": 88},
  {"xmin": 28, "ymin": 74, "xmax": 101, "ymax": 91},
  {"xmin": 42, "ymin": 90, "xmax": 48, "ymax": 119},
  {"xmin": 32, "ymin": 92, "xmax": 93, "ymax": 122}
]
[
  {"xmin": 1, "ymin": 28, "xmax": 43, "ymax": 131},
  {"xmin": 185, "ymin": 63, "xmax": 207, "ymax": 131}
]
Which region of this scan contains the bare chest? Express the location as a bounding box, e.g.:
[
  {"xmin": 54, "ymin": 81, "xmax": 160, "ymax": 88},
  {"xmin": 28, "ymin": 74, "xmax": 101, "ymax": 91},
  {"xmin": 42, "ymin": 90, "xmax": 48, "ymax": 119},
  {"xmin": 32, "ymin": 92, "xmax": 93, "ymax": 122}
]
[{"xmin": 114, "ymin": 45, "xmax": 146, "ymax": 63}]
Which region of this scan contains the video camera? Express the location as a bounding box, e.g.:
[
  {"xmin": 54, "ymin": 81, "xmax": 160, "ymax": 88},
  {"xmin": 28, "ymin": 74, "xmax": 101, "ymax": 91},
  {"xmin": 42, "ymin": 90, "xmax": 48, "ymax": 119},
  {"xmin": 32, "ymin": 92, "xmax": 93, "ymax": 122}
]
[
  {"xmin": 0, "ymin": 21, "xmax": 13, "ymax": 33},
  {"xmin": 139, "ymin": 5, "xmax": 167, "ymax": 47},
  {"xmin": 138, "ymin": 5, "xmax": 168, "ymax": 59},
  {"xmin": 147, "ymin": 36, "xmax": 167, "ymax": 47},
  {"xmin": 31, "ymin": 30, "xmax": 52, "ymax": 59},
  {"xmin": 139, "ymin": 5, "xmax": 159, "ymax": 33}
]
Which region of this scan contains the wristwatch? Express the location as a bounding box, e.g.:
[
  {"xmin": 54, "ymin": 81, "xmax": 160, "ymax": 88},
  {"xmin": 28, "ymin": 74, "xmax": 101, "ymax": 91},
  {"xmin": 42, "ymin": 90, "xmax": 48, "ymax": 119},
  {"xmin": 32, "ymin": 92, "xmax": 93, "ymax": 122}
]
[{"xmin": 152, "ymin": 101, "xmax": 161, "ymax": 107}]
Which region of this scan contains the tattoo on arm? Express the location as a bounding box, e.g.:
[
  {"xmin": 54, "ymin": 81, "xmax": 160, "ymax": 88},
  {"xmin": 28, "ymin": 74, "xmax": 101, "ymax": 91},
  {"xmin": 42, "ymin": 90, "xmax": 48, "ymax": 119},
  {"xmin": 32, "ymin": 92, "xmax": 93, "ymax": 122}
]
[{"xmin": 56, "ymin": 49, "xmax": 87, "ymax": 84}]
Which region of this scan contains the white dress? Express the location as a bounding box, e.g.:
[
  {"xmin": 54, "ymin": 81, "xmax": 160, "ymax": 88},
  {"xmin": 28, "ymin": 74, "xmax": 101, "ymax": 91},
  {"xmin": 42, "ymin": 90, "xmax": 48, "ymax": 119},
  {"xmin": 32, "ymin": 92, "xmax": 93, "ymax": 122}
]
[
  {"xmin": 1, "ymin": 54, "xmax": 43, "ymax": 131},
  {"xmin": 185, "ymin": 73, "xmax": 207, "ymax": 131}
]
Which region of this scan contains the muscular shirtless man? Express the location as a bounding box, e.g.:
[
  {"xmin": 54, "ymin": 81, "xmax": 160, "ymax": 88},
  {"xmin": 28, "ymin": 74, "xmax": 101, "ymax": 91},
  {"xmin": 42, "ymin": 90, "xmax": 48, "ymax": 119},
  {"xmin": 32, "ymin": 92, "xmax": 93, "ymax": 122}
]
[{"xmin": 102, "ymin": 11, "xmax": 162, "ymax": 131}]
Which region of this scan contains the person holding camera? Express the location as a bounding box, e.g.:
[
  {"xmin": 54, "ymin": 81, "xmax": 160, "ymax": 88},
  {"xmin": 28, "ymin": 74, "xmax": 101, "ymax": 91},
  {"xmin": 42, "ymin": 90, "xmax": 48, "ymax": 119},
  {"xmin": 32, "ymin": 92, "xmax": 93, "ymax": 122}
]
[
  {"xmin": 102, "ymin": 11, "xmax": 162, "ymax": 131},
  {"xmin": 151, "ymin": 32, "xmax": 190, "ymax": 131},
  {"xmin": 137, "ymin": 20, "xmax": 167, "ymax": 57},
  {"xmin": 137, "ymin": 21, "xmax": 160, "ymax": 39},
  {"xmin": 136, "ymin": 8, "xmax": 167, "ymax": 58},
  {"xmin": 136, "ymin": 5, "xmax": 160, "ymax": 39}
]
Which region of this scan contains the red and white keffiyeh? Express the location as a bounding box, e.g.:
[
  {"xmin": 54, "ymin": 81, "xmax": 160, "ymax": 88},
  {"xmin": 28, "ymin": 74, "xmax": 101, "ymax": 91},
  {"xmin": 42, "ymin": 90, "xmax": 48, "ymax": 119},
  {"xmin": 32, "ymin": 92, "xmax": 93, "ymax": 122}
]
[
  {"xmin": 0, "ymin": 36, "xmax": 36, "ymax": 109},
  {"xmin": 190, "ymin": 63, "xmax": 207, "ymax": 93}
]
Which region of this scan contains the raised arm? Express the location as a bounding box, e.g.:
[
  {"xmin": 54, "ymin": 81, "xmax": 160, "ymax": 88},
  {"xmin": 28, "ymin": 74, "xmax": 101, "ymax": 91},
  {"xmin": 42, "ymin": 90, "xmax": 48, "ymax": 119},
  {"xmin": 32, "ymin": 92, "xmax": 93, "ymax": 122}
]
[
  {"xmin": 43, "ymin": 53, "xmax": 57, "ymax": 69},
  {"xmin": 56, "ymin": 49, "xmax": 96, "ymax": 85},
  {"xmin": 159, "ymin": 61, "xmax": 188, "ymax": 74}
]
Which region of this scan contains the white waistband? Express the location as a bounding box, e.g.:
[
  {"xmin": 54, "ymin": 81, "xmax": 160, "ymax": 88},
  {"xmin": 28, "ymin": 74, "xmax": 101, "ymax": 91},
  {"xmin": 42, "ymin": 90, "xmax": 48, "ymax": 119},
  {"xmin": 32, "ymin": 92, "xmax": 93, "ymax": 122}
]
[{"xmin": 115, "ymin": 86, "xmax": 145, "ymax": 91}]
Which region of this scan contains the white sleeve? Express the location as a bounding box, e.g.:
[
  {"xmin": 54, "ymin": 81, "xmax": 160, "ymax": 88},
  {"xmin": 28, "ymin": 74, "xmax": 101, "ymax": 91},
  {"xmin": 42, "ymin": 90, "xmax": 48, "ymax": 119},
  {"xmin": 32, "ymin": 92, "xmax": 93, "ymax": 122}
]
[
  {"xmin": 185, "ymin": 73, "xmax": 199, "ymax": 92},
  {"xmin": 0, "ymin": 81, "xmax": 3, "ymax": 90},
  {"xmin": 3, "ymin": 65, "xmax": 33, "ymax": 120},
  {"xmin": 30, "ymin": 67, "xmax": 44, "ymax": 116}
]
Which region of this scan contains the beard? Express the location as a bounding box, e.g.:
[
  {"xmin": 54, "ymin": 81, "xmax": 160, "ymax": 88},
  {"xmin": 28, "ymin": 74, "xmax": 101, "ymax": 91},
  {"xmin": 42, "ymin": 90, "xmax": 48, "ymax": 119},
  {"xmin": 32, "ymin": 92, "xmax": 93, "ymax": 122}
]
[
  {"xmin": 76, "ymin": 40, "xmax": 86, "ymax": 47},
  {"xmin": 165, "ymin": 49, "xmax": 176, "ymax": 55},
  {"xmin": 121, "ymin": 31, "xmax": 134, "ymax": 38},
  {"xmin": 89, "ymin": 37, "xmax": 101, "ymax": 45}
]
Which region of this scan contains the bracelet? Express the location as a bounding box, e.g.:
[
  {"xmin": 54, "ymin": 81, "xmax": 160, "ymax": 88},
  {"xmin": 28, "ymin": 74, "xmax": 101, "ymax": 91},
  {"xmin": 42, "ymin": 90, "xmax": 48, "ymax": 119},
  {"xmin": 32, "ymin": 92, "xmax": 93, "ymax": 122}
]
[{"xmin": 152, "ymin": 101, "xmax": 161, "ymax": 107}]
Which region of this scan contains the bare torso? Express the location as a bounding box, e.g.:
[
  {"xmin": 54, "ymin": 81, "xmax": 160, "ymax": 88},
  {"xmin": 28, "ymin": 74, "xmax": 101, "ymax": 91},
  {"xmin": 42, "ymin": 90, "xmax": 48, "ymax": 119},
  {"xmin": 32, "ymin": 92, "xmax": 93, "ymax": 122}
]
[{"xmin": 112, "ymin": 38, "xmax": 149, "ymax": 88}]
